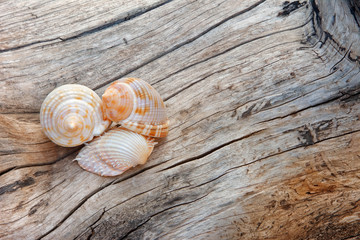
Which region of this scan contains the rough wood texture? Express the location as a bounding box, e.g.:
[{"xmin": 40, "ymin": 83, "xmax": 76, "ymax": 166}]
[{"xmin": 1, "ymin": 0, "xmax": 359, "ymax": 239}]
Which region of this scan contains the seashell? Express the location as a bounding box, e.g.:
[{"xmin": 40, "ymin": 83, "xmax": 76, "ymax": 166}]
[
  {"xmin": 75, "ymin": 127, "xmax": 156, "ymax": 176},
  {"xmin": 40, "ymin": 84, "xmax": 111, "ymax": 147},
  {"xmin": 102, "ymin": 78, "xmax": 169, "ymax": 138}
]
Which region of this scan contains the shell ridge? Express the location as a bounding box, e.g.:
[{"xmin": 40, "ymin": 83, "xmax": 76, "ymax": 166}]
[
  {"xmin": 40, "ymin": 84, "xmax": 111, "ymax": 147},
  {"xmin": 102, "ymin": 78, "xmax": 168, "ymax": 138}
]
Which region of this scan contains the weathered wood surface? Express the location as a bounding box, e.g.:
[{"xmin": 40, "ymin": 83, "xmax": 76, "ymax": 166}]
[{"xmin": 0, "ymin": 0, "xmax": 359, "ymax": 239}]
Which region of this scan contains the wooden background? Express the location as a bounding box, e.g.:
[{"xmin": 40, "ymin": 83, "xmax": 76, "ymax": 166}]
[{"xmin": 1, "ymin": 0, "xmax": 359, "ymax": 239}]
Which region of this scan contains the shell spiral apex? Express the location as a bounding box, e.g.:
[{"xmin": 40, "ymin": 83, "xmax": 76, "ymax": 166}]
[
  {"xmin": 75, "ymin": 127, "xmax": 156, "ymax": 176},
  {"xmin": 102, "ymin": 78, "xmax": 169, "ymax": 138},
  {"xmin": 40, "ymin": 84, "xmax": 111, "ymax": 147}
]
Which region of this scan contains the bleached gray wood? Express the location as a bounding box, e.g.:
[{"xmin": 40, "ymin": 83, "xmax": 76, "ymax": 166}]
[{"xmin": 0, "ymin": 0, "xmax": 359, "ymax": 239}]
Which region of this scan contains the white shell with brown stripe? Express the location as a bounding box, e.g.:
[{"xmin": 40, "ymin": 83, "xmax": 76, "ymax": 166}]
[
  {"xmin": 40, "ymin": 84, "xmax": 111, "ymax": 147},
  {"xmin": 102, "ymin": 78, "xmax": 169, "ymax": 138}
]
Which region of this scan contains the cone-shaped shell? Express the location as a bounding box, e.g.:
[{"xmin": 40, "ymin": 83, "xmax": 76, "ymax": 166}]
[
  {"xmin": 75, "ymin": 127, "xmax": 156, "ymax": 176},
  {"xmin": 40, "ymin": 84, "xmax": 111, "ymax": 147},
  {"xmin": 102, "ymin": 78, "xmax": 169, "ymax": 138}
]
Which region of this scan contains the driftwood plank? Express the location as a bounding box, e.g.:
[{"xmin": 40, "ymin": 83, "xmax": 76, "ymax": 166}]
[{"xmin": 0, "ymin": 0, "xmax": 359, "ymax": 239}]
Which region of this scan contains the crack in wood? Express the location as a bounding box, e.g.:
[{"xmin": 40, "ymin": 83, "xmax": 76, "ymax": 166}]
[
  {"xmin": 310, "ymin": 0, "xmax": 355, "ymax": 60},
  {"xmin": 118, "ymin": 192, "xmax": 210, "ymax": 240},
  {"xmin": 0, "ymin": 0, "xmax": 174, "ymax": 53},
  {"xmin": 0, "ymin": 147, "xmax": 80, "ymax": 177},
  {"xmin": 329, "ymin": 43, "xmax": 353, "ymax": 73},
  {"xmin": 164, "ymin": 57, "xmax": 282, "ymax": 102},
  {"xmin": 106, "ymin": 186, "xmax": 160, "ymax": 212},
  {"xmin": 92, "ymin": 0, "xmax": 267, "ymax": 91},
  {"xmin": 37, "ymin": 179, "xmax": 117, "ymax": 240},
  {"xmin": 86, "ymin": 208, "xmax": 106, "ymax": 240},
  {"xmin": 227, "ymin": 129, "xmax": 360, "ymax": 173},
  {"xmin": 158, "ymin": 129, "xmax": 266, "ymax": 172},
  {"xmin": 154, "ymin": 18, "xmax": 312, "ymax": 89},
  {"xmin": 73, "ymin": 185, "xmax": 160, "ymax": 240},
  {"xmin": 3, "ymin": 179, "xmax": 65, "ymax": 213},
  {"xmin": 256, "ymin": 82, "xmax": 360, "ymax": 124},
  {"xmin": 278, "ymin": 1, "xmax": 307, "ymax": 17},
  {"xmin": 112, "ymin": 161, "xmax": 166, "ymax": 185},
  {"xmin": 349, "ymin": 0, "xmax": 360, "ymax": 28}
]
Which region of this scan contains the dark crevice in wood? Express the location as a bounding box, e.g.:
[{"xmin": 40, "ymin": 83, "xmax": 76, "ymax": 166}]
[
  {"xmin": 158, "ymin": 129, "xmax": 265, "ymax": 173},
  {"xmin": 119, "ymin": 192, "xmax": 210, "ymax": 240},
  {"xmin": 92, "ymin": 0, "xmax": 267, "ymax": 91},
  {"xmin": 329, "ymin": 43, "xmax": 353, "ymax": 73},
  {"xmin": 73, "ymin": 185, "xmax": 160, "ymax": 239},
  {"xmin": 160, "ymin": 129, "xmax": 360, "ymax": 195},
  {"xmin": 105, "ymin": 186, "xmax": 159, "ymax": 212},
  {"xmin": 310, "ymin": 0, "xmax": 322, "ymax": 36},
  {"xmin": 256, "ymin": 80, "xmax": 360, "ymax": 124},
  {"xmin": 226, "ymin": 129, "xmax": 360, "ymax": 175},
  {"xmin": 37, "ymin": 179, "xmax": 117, "ymax": 240},
  {"xmin": 165, "ymin": 57, "xmax": 282, "ymax": 104},
  {"xmin": 54, "ymin": 0, "xmax": 175, "ymax": 42},
  {"xmin": 0, "ymin": 111, "xmax": 40, "ymax": 115},
  {"xmin": 165, "ymin": 43, "xmax": 295, "ymax": 124},
  {"xmin": 86, "ymin": 208, "xmax": 106, "ymax": 240},
  {"xmin": 4, "ymin": 180, "xmax": 65, "ymax": 212},
  {"xmin": 342, "ymin": 233, "xmax": 360, "ymax": 240},
  {"xmin": 171, "ymin": 109, "xmax": 224, "ymax": 133},
  {"xmin": 0, "ymin": 0, "xmax": 174, "ymax": 53},
  {"xmin": 0, "ymin": 147, "xmax": 80, "ymax": 177},
  {"xmin": 156, "ymin": 18, "xmax": 312, "ymax": 92},
  {"xmin": 190, "ymin": 171, "xmax": 230, "ymax": 190},
  {"xmin": 38, "ymin": 173, "xmax": 159, "ymax": 239},
  {"xmin": 112, "ymin": 161, "xmax": 166, "ymax": 185},
  {"xmin": 277, "ymin": 1, "xmax": 307, "ymax": 17},
  {"xmin": 163, "ymin": 65, "xmax": 234, "ymax": 101},
  {"xmin": 349, "ymin": 0, "xmax": 360, "ymax": 28},
  {"xmin": 0, "ymin": 167, "xmax": 16, "ymax": 178},
  {"xmin": 0, "ymin": 38, "xmax": 61, "ymax": 53},
  {"xmin": 310, "ymin": 0, "xmax": 356, "ymax": 61},
  {"xmin": 128, "ymin": 0, "xmax": 224, "ymax": 45}
]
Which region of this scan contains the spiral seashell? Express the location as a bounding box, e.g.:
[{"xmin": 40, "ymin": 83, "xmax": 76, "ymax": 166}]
[
  {"xmin": 102, "ymin": 78, "xmax": 169, "ymax": 138},
  {"xmin": 40, "ymin": 84, "xmax": 111, "ymax": 147},
  {"xmin": 75, "ymin": 127, "xmax": 156, "ymax": 176}
]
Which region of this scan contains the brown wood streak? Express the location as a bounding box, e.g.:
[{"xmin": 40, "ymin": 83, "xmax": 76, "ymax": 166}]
[{"xmin": 0, "ymin": 0, "xmax": 359, "ymax": 239}]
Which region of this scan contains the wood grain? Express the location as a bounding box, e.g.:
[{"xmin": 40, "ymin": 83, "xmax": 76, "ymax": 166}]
[{"xmin": 0, "ymin": 0, "xmax": 359, "ymax": 239}]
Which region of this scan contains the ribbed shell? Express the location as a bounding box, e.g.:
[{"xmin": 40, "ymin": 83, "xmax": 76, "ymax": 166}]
[
  {"xmin": 40, "ymin": 84, "xmax": 111, "ymax": 147},
  {"xmin": 75, "ymin": 127, "xmax": 156, "ymax": 176},
  {"xmin": 102, "ymin": 78, "xmax": 169, "ymax": 138}
]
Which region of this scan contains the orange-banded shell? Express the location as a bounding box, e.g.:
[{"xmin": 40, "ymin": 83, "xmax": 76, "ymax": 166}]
[
  {"xmin": 102, "ymin": 78, "xmax": 169, "ymax": 138},
  {"xmin": 75, "ymin": 127, "xmax": 156, "ymax": 176},
  {"xmin": 40, "ymin": 84, "xmax": 111, "ymax": 147}
]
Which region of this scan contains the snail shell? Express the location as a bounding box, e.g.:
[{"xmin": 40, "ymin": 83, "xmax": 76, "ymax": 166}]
[
  {"xmin": 40, "ymin": 84, "xmax": 111, "ymax": 147},
  {"xmin": 75, "ymin": 127, "xmax": 156, "ymax": 176},
  {"xmin": 102, "ymin": 78, "xmax": 169, "ymax": 138}
]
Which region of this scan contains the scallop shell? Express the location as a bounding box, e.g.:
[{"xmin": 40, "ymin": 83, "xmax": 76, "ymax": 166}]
[
  {"xmin": 75, "ymin": 127, "xmax": 156, "ymax": 176},
  {"xmin": 40, "ymin": 84, "xmax": 111, "ymax": 147},
  {"xmin": 102, "ymin": 78, "xmax": 169, "ymax": 138}
]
